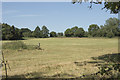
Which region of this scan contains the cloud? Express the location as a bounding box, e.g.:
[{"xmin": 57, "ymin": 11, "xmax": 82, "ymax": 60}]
[
  {"xmin": 13, "ymin": 14, "xmax": 44, "ymax": 17},
  {"xmin": 3, "ymin": 10, "xmax": 19, "ymax": 14}
]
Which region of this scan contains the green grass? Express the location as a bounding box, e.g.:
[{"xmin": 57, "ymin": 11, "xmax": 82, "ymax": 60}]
[
  {"xmin": 2, "ymin": 41, "xmax": 38, "ymax": 50},
  {"xmin": 2, "ymin": 41, "xmax": 27, "ymax": 50},
  {"xmin": 1, "ymin": 38, "xmax": 118, "ymax": 78}
]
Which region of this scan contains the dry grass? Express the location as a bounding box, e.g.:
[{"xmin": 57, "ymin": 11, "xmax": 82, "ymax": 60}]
[{"xmin": 1, "ymin": 38, "xmax": 118, "ymax": 78}]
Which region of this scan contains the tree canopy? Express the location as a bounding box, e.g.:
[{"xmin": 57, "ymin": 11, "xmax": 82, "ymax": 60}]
[
  {"xmin": 20, "ymin": 28, "xmax": 32, "ymax": 37},
  {"xmin": 42, "ymin": 26, "xmax": 49, "ymax": 38},
  {"xmin": 33, "ymin": 26, "xmax": 42, "ymax": 38},
  {"xmin": 50, "ymin": 31, "xmax": 57, "ymax": 37},
  {"xmin": 74, "ymin": 28, "xmax": 85, "ymax": 37},
  {"xmin": 2, "ymin": 23, "xmax": 22, "ymax": 40},
  {"xmin": 88, "ymin": 24, "xmax": 100, "ymax": 37},
  {"xmin": 72, "ymin": 0, "xmax": 120, "ymax": 14}
]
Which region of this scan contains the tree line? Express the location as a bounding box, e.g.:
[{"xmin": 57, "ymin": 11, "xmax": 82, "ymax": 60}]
[
  {"xmin": 1, "ymin": 23, "xmax": 63, "ymax": 40},
  {"xmin": 1, "ymin": 24, "xmax": 50, "ymax": 40},
  {"xmin": 1, "ymin": 17, "xmax": 120, "ymax": 40}
]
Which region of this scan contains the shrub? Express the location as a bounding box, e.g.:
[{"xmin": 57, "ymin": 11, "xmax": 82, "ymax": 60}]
[
  {"xmin": 106, "ymin": 32, "xmax": 114, "ymax": 38},
  {"xmin": 2, "ymin": 41, "xmax": 39, "ymax": 50},
  {"xmin": 2, "ymin": 41, "xmax": 27, "ymax": 50}
]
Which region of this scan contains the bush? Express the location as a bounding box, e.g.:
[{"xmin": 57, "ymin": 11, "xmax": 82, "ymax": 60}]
[
  {"xmin": 2, "ymin": 41, "xmax": 27, "ymax": 50},
  {"xmin": 50, "ymin": 31, "xmax": 57, "ymax": 37},
  {"xmin": 2, "ymin": 41, "xmax": 39, "ymax": 50},
  {"xmin": 106, "ymin": 32, "xmax": 114, "ymax": 38}
]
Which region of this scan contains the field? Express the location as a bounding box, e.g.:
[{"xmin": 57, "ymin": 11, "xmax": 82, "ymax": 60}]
[{"xmin": 1, "ymin": 38, "xmax": 118, "ymax": 78}]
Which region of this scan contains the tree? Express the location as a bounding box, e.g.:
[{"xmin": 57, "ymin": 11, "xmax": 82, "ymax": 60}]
[
  {"xmin": 102, "ymin": 2, "xmax": 120, "ymax": 14},
  {"xmin": 84, "ymin": 31, "xmax": 88, "ymax": 37},
  {"xmin": 42, "ymin": 26, "xmax": 49, "ymax": 38},
  {"xmin": 64, "ymin": 26, "xmax": 79, "ymax": 37},
  {"xmin": 14, "ymin": 27, "xmax": 22, "ymax": 40},
  {"xmin": 105, "ymin": 18, "xmax": 119, "ymax": 36},
  {"xmin": 22, "ymin": 32, "xmax": 32, "ymax": 37},
  {"xmin": 33, "ymin": 26, "xmax": 42, "ymax": 38},
  {"xmin": 57, "ymin": 32, "xmax": 63, "ymax": 37},
  {"xmin": 2, "ymin": 23, "xmax": 22, "ymax": 40},
  {"xmin": 50, "ymin": 31, "xmax": 57, "ymax": 37},
  {"xmin": 74, "ymin": 28, "xmax": 85, "ymax": 37},
  {"xmin": 64, "ymin": 28, "xmax": 72, "ymax": 37},
  {"xmin": 105, "ymin": 18, "xmax": 119, "ymax": 26},
  {"xmin": 100, "ymin": 17, "xmax": 120, "ymax": 37},
  {"xmin": 71, "ymin": 26, "xmax": 79, "ymax": 36},
  {"xmin": 20, "ymin": 28, "xmax": 32, "ymax": 37},
  {"xmin": 72, "ymin": 0, "xmax": 120, "ymax": 14},
  {"xmin": 88, "ymin": 24, "xmax": 100, "ymax": 37},
  {"xmin": 106, "ymin": 31, "xmax": 114, "ymax": 38}
]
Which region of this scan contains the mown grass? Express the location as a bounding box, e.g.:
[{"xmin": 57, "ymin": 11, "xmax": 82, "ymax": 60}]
[{"xmin": 1, "ymin": 38, "xmax": 118, "ymax": 78}]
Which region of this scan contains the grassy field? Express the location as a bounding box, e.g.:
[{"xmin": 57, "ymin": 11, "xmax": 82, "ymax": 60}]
[{"xmin": 1, "ymin": 38, "xmax": 118, "ymax": 78}]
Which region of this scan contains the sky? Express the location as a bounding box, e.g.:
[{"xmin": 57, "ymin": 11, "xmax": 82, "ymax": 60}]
[{"xmin": 2, "ymin": 2, "xmax": 118, "ymax": 32}]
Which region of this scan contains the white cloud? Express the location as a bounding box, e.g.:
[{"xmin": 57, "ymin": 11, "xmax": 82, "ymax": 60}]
[
  {"xmin": 13, "ymin": 14, "xmax": 44, "ymax": 17},
  {"xmin": 19, "ymin": 14, "xmax": 43, "ymax": 17},
  {"xmin": 3, "ymin": 10, "xmax": 19, "ymax": 14}
]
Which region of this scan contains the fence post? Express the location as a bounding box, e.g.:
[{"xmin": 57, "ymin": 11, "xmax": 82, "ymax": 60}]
[{"xmin": 2, "ymin": 52, "xmax": 8, "ymax": 80}]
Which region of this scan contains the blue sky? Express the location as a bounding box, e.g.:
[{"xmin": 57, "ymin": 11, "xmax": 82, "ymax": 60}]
[{"xmin": 2, "ymin": 2, "xmax": 118, "ymax": 32}]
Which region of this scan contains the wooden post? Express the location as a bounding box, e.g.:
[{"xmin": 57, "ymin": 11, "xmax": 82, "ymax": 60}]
[
  {"xmin": 39, "ymin": 43, "xmax": 40, "ymax": 49},
  {"xmin": 4, "ymin": 62, "xmax": 7, "ymax": 80},
  {"xmin": 2, "ymin": 52, "xmax": 8, "ymax": 80}
]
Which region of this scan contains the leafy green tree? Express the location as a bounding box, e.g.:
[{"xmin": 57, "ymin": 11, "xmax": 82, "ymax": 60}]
[
  {"xmin": 64, "ymin": 28, "xmax": 72, "ymax": 37},
  {"xmin": 2, "ymin": 23, "xmax": 12, "ymax": 40},
  {"xmin": 42, "ymin": 26, "xmax": 49, "ymax": 38},
  {"xmin": 104, "ymin": 18, "xmax": 119, "ymax": 36},
  {"xmin": 14, "ymin": 27, "xmax": 22, "ymax": 40},
  {"xmin": 88, "ymin": 24, "xmax": 100, "ymax": 37},
  {"xmin": 50, "ymin": 31, "xmax": 57, "ymax": 37},
  {"xmin": 57, "ymin": 32, "xmax": 63, "ymax": 37},
  {"xmin": 74, "ymin": 28, "xmax": 85, "ymax": 37},
  {"xmin": 84, "ymin": 31, "xmax": 88, "ymax": 37},
  {"xmin": 94, "ymin": 18, "xmax": 120, "ymax": 38},
  {"xmin": 22, "ymin": 32, "xmax": 32, "ymax": 37},
  {"xmin": 20, "ymin": 28, "xmax": 32, "ymax": 37},
  {"xmin": 2, "ymin": 23, "xmax": 22, "ymax": 40},
  {"xmin": 101, "ymin": 2, "xmax": 120, "ymax": 14},
  {"xmin": 99, "ymin": 25, "xmax": 107, "ymax": 37},
  {"xmin": 71, "ymin": 26, "xmax": 78, "ymax": 36},
  {"xmin": 72, "ymin": 1, "xmax": 120, "ymax": 14},
  {"xmin": 33, "ymin": 26, "xmax": 42, "ymax": 38},
  {"xmin": 106, "ymin": 31, "xmax": 114, "ymax": 38}
]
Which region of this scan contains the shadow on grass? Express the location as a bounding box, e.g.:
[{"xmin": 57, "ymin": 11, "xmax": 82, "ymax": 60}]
[
  {"xmin": 2, "ymin": 53, "xmax": 120, "ymax": 80},
  {"xmin": 2, "ymin": 71, "xmax": 99, "ymax": 80},
  {"xmin": 1, "ymin": 73, "xmax": 94, "ymax": 80},
  {"xmin": 2, "ymin": 72, "xmax": 45, "ymax": 80},
  {"xmin": 73, "ymin": 53, "xmax": 120, "ymax": 79},
  {"xmin": 51, "ymin": 73, "xmax": 76, "ymax": 78},
  {"xmin": 92, "ymin": 53, "xmax": 120, "ymax": 63}
]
